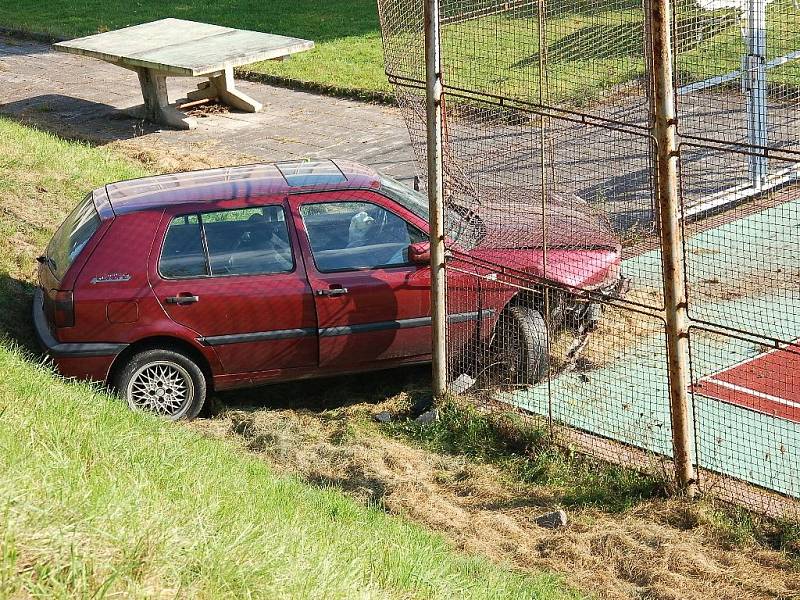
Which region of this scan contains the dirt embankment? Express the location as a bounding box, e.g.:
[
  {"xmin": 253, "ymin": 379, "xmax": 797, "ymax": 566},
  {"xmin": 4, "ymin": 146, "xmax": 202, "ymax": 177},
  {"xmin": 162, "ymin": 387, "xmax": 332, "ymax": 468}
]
[{"xmin": 193, "ymin": 395, "xmax": 800, "ymax": 600}]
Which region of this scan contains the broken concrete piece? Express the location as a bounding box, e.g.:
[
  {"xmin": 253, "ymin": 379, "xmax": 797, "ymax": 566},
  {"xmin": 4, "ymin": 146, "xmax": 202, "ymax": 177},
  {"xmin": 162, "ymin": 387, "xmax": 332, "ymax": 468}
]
[
  {"xmin": 373, "ymin": 411, "xmax": 393, "ymax": 424},
  {"xmin": 415, "ymin": 408, "xmax": 438, "ymax": 425},
  {"xmin": 535, "ymin": 509, "xmax": 568, "ymax": 529},
  {"xmin": 451, "ymin": 373, "xmax": 476, "ymax": 395}
]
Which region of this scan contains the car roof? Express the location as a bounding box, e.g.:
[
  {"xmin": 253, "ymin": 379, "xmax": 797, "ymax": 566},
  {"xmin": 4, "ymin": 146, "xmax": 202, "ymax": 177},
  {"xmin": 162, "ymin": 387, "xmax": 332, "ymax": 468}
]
[{"xmin": 99, "ymin": 159, "xmax": 381, "ymax": 216}]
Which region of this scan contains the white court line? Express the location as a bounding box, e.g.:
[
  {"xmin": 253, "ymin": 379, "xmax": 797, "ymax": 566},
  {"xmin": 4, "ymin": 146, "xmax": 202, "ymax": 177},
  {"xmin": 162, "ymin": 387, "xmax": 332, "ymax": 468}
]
[
  {"xmin": 677, "ymin": 49, "xmax": 800, "ymax": 95},
  {"xmin": 695, "ymin": 339, "xmax": 800, "ymax": 381},
  {"xmin": 704, "ymin": 377, "xmax": 800, "ymax": 410}
]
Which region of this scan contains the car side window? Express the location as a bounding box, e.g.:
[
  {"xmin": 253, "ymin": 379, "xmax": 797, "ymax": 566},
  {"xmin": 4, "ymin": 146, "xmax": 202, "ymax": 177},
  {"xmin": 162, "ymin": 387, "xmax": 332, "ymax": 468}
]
[
  {"xmin": 159, "ymin": 215, "xmax": 209, "ymax": 278},
  {"xmin": 203, "ymin": 207, "xmax": 293, "ymax": 276},
  {"xmin": 300, "ymin": 201, "xmax": 426, "ymax": 273},
  {"xmin": 158, "ymin": 207, "xmax": 293, "ymax": 279}
]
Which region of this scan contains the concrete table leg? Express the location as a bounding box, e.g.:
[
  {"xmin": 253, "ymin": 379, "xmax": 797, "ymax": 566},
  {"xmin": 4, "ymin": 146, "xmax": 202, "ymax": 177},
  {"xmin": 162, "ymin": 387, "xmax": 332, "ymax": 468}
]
[
  {"xmin": 186, "ymin": 65, "xmax": 263, "ymax": 112},
  {"xmin": 133, "ymin": 67, "xmax": 197, "ymax": 130}
]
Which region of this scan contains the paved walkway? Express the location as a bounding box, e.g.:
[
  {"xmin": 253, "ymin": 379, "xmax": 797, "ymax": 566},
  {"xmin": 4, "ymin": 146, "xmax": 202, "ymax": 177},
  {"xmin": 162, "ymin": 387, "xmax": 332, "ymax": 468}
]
[{"xmin": 0, "ymin": 36, "xmax": 416, "ymax": 183}]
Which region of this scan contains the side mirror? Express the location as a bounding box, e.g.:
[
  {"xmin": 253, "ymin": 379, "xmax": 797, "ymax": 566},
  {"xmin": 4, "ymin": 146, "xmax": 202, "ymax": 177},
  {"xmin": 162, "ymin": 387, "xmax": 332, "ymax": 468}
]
[{"xmin": 408, "ymin": 241, "xmax": 430, "ymax": 265}]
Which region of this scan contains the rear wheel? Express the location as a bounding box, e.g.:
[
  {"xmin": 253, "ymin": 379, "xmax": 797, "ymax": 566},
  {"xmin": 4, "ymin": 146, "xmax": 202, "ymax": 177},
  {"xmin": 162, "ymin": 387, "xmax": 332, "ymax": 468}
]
[
  {"xmin": 115, "ymin": 349, "xmax": 207, "ymax": 420},
  {"xmin": 492, "ymin": 305, "xmax": 549, "ymax": 385}
]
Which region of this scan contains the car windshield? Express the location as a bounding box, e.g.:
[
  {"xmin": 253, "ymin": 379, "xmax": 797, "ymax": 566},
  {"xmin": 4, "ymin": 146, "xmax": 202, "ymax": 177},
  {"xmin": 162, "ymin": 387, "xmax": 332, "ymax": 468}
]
[
  {"xmin": 379, "ymin": 175, "xmax": 484, "ymax": 250},
  {"xmin": 378, "ymin": 175, "xmax": 429, "ymax": 221},
  {"xmin": 46, "ymin": 193, "xmax": 101, "ymax": 281}
]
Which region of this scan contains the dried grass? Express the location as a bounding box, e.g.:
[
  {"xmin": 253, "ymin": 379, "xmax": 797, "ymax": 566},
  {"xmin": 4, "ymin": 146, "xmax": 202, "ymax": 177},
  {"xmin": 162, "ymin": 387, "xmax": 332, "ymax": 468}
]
[
  {"xmin": 193, "ymin": 402, "xmax": 800, "ymax": 600},
  {"xmin": 107, "ymin": 138, "xmax": 254, "ymax": 173},
  {"xmin": 548, "ymin": 288, "xmax": 665, "ymax": 372}
]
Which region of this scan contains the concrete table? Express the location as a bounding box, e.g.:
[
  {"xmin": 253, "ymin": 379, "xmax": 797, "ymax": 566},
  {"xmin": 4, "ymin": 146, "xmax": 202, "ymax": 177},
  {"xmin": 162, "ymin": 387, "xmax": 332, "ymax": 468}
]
[{"xmin": 54, "ymin": 18, "xmax": 314, "ymax": 130}]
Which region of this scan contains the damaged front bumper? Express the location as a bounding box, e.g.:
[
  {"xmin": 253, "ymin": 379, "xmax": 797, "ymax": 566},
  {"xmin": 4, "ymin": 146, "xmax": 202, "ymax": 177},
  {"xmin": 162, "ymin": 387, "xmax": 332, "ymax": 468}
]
[
  {"xmin": 601, "ymin": 273, "xmax": 632, "ymax": 300},
  {"xmin": 562, "ymin": 272, "xmax": 631, "ymax": 333}
]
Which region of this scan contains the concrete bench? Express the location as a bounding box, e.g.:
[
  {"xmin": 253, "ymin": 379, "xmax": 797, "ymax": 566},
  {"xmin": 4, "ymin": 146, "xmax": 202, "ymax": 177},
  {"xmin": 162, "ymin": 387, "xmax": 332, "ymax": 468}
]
[{"xmin": 55, "ymin": 18, "xmax": 313, "ymax": 130}]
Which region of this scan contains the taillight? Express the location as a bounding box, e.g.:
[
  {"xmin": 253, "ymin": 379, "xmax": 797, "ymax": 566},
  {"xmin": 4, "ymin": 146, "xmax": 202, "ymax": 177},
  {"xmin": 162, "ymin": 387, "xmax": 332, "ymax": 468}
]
[{"xmin": 53, "ymin": 290, "xmax": 75, "ymax": 328}]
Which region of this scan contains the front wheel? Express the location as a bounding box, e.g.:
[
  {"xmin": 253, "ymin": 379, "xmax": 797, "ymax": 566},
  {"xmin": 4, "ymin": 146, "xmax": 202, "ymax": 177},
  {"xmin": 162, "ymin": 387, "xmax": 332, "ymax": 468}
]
[
  {"xmin": 115, "ymin": 349, "xmax": 207, "ymax": 420},
  {"xmin": 492, "ymin": 305, "xmax": 550, "ymax": 385}
]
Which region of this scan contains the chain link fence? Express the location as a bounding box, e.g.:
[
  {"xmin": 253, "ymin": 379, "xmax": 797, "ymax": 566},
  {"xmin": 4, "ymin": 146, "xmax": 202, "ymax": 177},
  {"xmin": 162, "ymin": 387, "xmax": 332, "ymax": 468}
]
[{"xmin": 378, "ymin": 0, "xmax": 800, "ymax": 518}]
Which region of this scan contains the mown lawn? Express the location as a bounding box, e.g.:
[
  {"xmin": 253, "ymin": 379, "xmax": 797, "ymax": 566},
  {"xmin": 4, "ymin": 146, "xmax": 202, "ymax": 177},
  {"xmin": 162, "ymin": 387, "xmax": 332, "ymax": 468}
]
[
  {"xmin": 4, "ymin": 0, "xmax": 800, "ymax": 104},
  {"xmin": 0, "ymin": 116, "xmax": 581, "ymax": 598}
]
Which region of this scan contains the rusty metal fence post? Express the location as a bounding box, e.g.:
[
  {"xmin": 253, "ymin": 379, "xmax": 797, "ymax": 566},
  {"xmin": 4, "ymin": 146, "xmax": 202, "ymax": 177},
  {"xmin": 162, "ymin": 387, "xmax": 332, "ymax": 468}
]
[
  {"xmin": 425, "ymin": 0, "xmax": 448, "ymax": 397},
  {"xmin": 648, "ymin": 0, "xmax": 698, "ymax": 496}
]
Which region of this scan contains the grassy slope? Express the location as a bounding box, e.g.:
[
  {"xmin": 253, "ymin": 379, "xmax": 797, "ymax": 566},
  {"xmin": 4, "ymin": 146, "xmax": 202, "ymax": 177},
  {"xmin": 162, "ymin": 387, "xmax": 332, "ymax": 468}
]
[
  {"xmin": 205, "ymin": 391, "xmax": 800, "ymax": 599},
  {"xmin": 0, "ymin": 117, "xmax": 579, "ymax": 598},
  {"xmin": 0, "ymin": 350, "xmax": 576, "ymax": 599}
]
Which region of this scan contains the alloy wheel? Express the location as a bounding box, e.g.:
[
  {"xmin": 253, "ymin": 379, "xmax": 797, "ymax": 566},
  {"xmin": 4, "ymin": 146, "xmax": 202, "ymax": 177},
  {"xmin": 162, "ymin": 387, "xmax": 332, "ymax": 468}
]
[{"xmin": 126, "ymin": 360, "xmax": 195, "ymax": 417}]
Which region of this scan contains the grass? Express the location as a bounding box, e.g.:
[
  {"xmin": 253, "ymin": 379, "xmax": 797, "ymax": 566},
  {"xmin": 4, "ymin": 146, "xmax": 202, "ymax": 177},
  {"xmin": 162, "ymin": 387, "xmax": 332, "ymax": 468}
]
[
  {"xmin": 0, "ymin": 116, "xmax": 581, "ymax": 598},
  {"xmin": 4, "ymin": 0, "xmax": 800, "ymax": 105},
  {"xmin": 207, "ymin": 381, "xmax": 800, "ymax": 598},
  {"xmin": 187, "ymin": 292, "xmax": 800, "ymax": 569},
  {"xmin": 0, "ymin": 348, "xmax": 578, "ymax": 599},
  {"xmin": 390, "ymin": 395, "xmax": 800, "ymax": 558},
  {"xmin": 391, "ymin": 397, "xmax": 667, "ymax": 512},
  {"xmin": 697, "ymin": 503, "xmax": 800, "ymax": 558}
]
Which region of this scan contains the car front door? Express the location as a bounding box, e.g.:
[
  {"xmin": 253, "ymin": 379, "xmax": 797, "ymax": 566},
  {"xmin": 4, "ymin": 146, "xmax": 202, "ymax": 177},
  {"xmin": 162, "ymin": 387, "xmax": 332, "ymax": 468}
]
[
  {"xmin": 290, "ymin": 190, "xmax": 432, "ymax": 368},
  {"xmin": 150, "ymin": 202, "xmax": 318, "ymax": 376}
]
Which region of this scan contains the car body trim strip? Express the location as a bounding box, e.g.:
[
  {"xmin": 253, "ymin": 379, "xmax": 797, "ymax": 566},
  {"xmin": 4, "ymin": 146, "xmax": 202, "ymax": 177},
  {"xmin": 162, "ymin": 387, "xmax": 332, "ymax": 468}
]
[
  {"xmin": 319, "ymin": 309, "xmax": 494, "ymax": 338},
  {"xmin": 197, "ymin": 310, "xmax": 496, "ymax": 346},
  {"xmin": 200, "ymin": 327, "xmax": 317, "ymax": 346}
]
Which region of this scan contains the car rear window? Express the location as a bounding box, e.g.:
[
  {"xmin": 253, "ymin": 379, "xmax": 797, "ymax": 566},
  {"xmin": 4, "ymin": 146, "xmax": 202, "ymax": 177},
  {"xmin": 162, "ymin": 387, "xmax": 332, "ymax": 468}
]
[
  {"xmin": 159, "ymin": 215, "xmax": 209, "ymax": 278},
  {"xmin": 46, "ymin": 193, "xmax": 101, "ymax": 282},
  {"xmin": 275, "ymin": 160, "xmax": 346, "ymax": 187}
]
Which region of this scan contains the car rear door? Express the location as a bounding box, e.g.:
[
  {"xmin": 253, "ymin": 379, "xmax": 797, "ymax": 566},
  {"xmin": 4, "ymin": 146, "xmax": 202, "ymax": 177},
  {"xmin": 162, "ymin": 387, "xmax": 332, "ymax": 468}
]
[
  {"xmin": 289, "ymin": 190, "xmax": 432, "ymax": 368},
  {"xmin": 149, "ymin": 201, "xmax": 318, "ymax": 376}
]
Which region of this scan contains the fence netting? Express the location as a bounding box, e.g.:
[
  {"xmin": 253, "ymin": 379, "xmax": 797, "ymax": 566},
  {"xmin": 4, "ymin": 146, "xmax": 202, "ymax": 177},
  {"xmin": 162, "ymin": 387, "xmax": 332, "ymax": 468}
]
[{"xmin": 378, "ymin": 0, "xmax": 800, "ymax": 519}]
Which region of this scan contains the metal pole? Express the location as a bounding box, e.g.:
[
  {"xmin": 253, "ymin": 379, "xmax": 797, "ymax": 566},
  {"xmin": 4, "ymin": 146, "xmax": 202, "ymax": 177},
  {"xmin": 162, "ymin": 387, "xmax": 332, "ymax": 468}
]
[
  {"xmin": 425, "ymin": 0, "xmax": 447, "ymax": 397},
  {"xmin": 745, "ymin": 0, "xmax": 769, "ymax": 188},
  {"xmin": 648, "ymin": 0, "xmax": 698, "ymax": 496}
]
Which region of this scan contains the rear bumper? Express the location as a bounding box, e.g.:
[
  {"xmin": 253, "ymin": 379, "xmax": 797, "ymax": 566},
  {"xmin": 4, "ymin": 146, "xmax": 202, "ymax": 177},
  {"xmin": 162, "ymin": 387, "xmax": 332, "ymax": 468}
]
[{"xmin": 33, "ymin": 287, "xmax": 126, "ymax": 380}]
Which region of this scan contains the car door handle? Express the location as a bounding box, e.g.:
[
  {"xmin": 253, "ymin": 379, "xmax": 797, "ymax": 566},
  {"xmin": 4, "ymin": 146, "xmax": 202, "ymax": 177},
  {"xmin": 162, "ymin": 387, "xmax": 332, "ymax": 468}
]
[
  {"xmin": 165, "ymin": 294, "xmax": 200, "ymax": 305},
  {"xmin": 316, "ymin": 287, "xmax": 348, "ymax": 297}
]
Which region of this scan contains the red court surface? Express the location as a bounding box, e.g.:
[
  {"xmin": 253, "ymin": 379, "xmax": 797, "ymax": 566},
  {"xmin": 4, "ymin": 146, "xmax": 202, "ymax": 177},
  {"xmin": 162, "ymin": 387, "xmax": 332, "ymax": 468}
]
[{"xmin": 691, "ymin": 344, "xmax": 800, "ymax": 423}]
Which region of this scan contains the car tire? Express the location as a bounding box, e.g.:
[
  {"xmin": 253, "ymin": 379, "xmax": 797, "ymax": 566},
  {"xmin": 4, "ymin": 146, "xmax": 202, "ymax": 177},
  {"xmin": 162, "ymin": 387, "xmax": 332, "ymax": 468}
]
[
  {"xmin": 493, "ymin": 305, "xmax": 549, "ymax": 385},
  {"xmin": 114, "ymin": 348, "xmax": 207, "ymax": 421}
]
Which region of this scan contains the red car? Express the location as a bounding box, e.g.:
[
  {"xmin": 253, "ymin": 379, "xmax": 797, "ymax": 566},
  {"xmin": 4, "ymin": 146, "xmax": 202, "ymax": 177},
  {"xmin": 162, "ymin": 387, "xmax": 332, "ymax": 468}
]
[{"xmin": 34, "ymin": 159, "xmax": 624, "ymax": 419}]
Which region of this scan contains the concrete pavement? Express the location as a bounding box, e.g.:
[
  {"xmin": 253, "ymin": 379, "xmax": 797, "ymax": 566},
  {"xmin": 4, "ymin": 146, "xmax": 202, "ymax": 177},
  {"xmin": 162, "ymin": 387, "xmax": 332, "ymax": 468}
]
[{"xmin": 0, "ymin": 35, "xmax": 416, "ymax": 183}]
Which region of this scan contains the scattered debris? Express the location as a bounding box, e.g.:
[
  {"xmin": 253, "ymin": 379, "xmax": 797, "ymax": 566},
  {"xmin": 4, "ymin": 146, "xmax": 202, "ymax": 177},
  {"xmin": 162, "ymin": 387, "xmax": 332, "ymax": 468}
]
[
  {"xmin": 410, "ymin": 396, "xmax": 433, "ymax": 416},
  {"xmin": 230, "ymin": 413, "xmax": 255, "ymax": 437},
  {"xmin": 535, "ymin": 509, "xmax": 568, "ymax": 529},
  {"xmin": 373, "ymin": 411, "xmax": 393, "ymax": 423},
  {"xmin": 451, "ymin": 373, "xmax": 477, "ymax": 395},
  {"xmin": 415, "ymin": 408, "xmax": 438, "ymax": 425}
]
